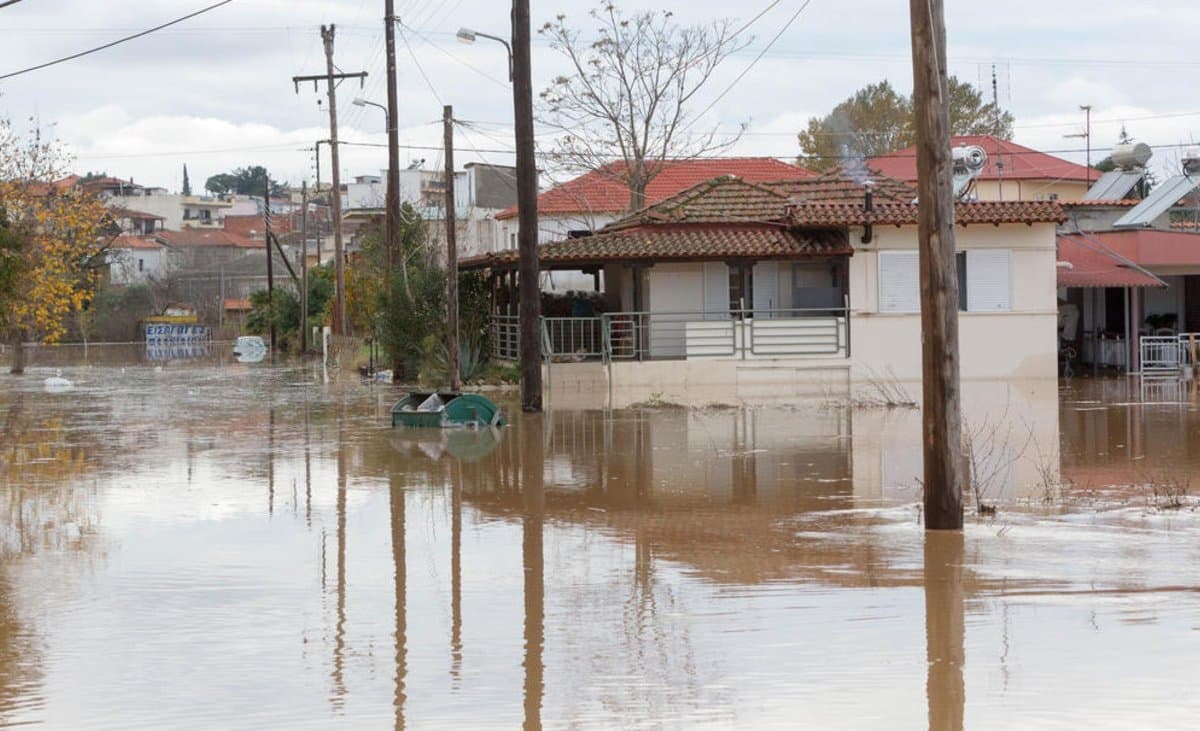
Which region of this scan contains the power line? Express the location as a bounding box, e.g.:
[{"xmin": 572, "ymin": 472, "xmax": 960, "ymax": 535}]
[
  {"xmin": 687, "ymin": 1, "xmax": 813, "ymax": 129},
  {"xmin": 0, "ymin": 1, "xmax": 236, "ymax": 81},
  {"xmin": 0, "ymin": 0, "xmax": 27, "ymax": 9},
  {"xmin": 396, "ymin": 22, "xmax": 444, "ymax": 106}
]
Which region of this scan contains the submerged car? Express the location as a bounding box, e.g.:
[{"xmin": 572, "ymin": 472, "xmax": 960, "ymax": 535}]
[{"xmin": 233, "ymin": 336, "xmax": 267, "ymax": 362}]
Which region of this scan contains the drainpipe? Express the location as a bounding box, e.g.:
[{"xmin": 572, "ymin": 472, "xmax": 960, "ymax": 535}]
[{"xmin": 860, "ymin": 184, "xmax": 875, "ymax": 244}]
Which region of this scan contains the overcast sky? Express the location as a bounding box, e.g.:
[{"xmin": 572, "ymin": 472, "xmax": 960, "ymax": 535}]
[{"xmin": 2, "ymin": 0, "xmax": 1197, "ymax": 192}]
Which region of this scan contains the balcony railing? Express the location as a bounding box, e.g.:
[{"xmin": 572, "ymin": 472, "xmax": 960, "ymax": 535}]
[{"xmin": 490, "ymin": 308, "xmax": 850, "ymax": 363}]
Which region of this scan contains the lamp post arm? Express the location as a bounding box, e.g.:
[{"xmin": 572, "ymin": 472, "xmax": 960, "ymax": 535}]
[{"xmin": 474, "ymin": 31, "xmax": 513, "ymax": 82}]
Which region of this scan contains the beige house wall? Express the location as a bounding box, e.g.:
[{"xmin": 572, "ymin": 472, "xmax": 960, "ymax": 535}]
[{"xmin": 972, "ymin": 179, "xmax": 1088, "ymax": 202}]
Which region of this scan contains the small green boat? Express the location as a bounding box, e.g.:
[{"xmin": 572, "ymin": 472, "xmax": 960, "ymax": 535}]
[{"xmin": 390, "ymin": 392, "xmax": 506, "ymax": 429}]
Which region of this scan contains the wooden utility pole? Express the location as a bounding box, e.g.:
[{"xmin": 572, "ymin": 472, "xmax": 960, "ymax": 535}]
[
  {"xmin": 909, "ymin": 0, "xmax": 964, "ymax": 530},
  {"xmin": 263, "ymin": 178, "xmax": 276, "ymax": 351},
  {"xmin": 301, "ymin": 180, "xmax": 309, "ymax": 354},
  {"xmin": 444, "ymin": 105, "xmax": 461, "ymax": 391},
  {"xmin": 383, "ymin": 1, "xmax": 401, "ymax": 270},
  {"xmin": 291, "ymin": 27, "xmax": 366, "ymax": 336},
  {"xmin": 513, "ymin": 0, "xmax": 542, "ymax": 411}
]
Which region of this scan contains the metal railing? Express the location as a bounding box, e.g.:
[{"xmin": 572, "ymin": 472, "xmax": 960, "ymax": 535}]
[
  {"xmin": 1140, "ymin": 332, "xmax": 1200, "ymax": 376},
  {"xmin": 493, "ymin": 308, "xmax": 851, "ymax": 363},
  {"xmin": 542, "ymin": 317, "xmax": 605, "ymax": 361},
  {"xmin": 492, "ymin": 315, "xmax": 520, "ymax": 361}
]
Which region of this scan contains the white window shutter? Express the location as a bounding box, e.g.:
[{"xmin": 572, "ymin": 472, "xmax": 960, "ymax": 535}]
[
  {"xmin": 878, "ymin": 251, "xmax": 920, "ymax": 313},
  {"xmin": 966, "ymin": 250, "xmax": 1012, "ymax": 311},
  {"xmin": 703, "ymin": 262, "xmax": 728, "ymax": 320},
  {"xmin": 753, "ymin": 261, "xmax": 779, "ymax": 318}
]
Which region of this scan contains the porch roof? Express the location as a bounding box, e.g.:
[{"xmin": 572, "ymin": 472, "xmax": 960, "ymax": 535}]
[
  {"xmin": 461, "ymin": 223, "xmax": 849, "ymax": 270},
  {"xmin": 1056, "ymin": 234, "xmax": 1166, "ymax": 288}
]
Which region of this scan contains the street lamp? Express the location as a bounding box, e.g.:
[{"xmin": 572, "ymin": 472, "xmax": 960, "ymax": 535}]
[
  {"xmin": 456, "ymin": 27, "xmax": 513, "ymax": 82},
  {"xmin": 352, "ymin": 96, "xmax": 388, "ymax": 127}
]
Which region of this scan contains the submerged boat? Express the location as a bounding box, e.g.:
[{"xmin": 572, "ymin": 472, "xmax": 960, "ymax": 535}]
[{"xmin": 390, "ymin": 392, "xmax": 506, "ymax": 429}]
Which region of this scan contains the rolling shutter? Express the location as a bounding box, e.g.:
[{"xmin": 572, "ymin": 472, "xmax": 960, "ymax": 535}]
[
  {"xmin": 753, "ymin": 261, "xmax": 779, "ymax": 318},
  {"xmin": 878, "ymin": 251, "xmax": 920, "ymax": 313},
  {"xmin": 966, "ymin": 250, "xmax": 1012, "ymax": 312},
  {"xmin": 703, "ymin": 262, "xmax": 728, "ymax": 320}
]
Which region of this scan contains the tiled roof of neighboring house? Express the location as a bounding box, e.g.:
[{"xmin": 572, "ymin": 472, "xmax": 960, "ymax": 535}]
[
  {"xmin": 224, "ymin": 298, "xmax": 253, "ymax": 311},
  {"xmin": 223, "ymin": 214, "xmax": 296, "ymax": 239},
  {"xmin": 494, "ymin": 157, "xmax": 815, "ymax": 220},
  {"xmin": 108, "ymin": 206, "xmax": 165, "ymax": 220},
  {"xmin": 869, "ymin": 134, "xmax": 1097, "ymax": 183},
  {"xmin": 1056, "ymin": 234, "xmax": 1166, "ymax": 288},
  {"xmin": 111, "ymin": 235, "xmax": 163, "ymax": 250},
  {"xmin": 156, "ymin": 229, "xmax": 260, "ymax": 249},
  {"xmin": 461, "ymin": 224, "xmax": 849, "ymax": 269},
  {"xmin": 1063, "ymin": 228, "xmax": 1200, "ymax": 268}
]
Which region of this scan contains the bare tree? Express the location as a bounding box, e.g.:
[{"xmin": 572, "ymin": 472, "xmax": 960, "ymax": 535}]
[{"xmin": 539, "ymin": 3, "xmax": 750, "ymax": 211}]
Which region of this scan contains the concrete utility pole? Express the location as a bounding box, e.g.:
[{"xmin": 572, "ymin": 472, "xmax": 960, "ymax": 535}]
[
  {"xmin": 513, "ymin": 0, "xmax": 542, "ymax": 411},
  {"xmin": 292, "ymin": 26, "xmax": 366, "ymax": 336},
  {"xmin": 909, "ymin": 0, "xmax": 965, "ymax": 530},
  {"xmin": 383, "ymin": 0, "xmax": 401, "ymax": 270},
  {"xmin": 263, "ymin": 177, "xmax": 276, "ymax": 352},
  {"xmin": 443, "ymin": 105, "xmax": 461, "ymax": 391},
  {"xmin": 301, "ymin": 180, "xmax": 309, "ymax": 354}
]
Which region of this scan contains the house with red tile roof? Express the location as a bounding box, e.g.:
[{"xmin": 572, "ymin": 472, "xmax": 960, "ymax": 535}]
[
  {"xmin": 464, "ymin": 169, "xmax": 1066, "ymax": 389},
  {"xmin": 494, "ymin": 157, "xmax": 816, "ymax": 245},
  {"xmin": 869, "ymin": 134, "xmax": 1098, "ymax": 202}
]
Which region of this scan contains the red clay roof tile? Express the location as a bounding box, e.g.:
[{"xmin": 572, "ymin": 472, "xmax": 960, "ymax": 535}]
[
  {"xmin": 495, "ymin": 157, "xmax": 815, "ymax": 220},
  {"xmin": 869, "ymin": 134, "xmax": 1097, "ymax": 184}
]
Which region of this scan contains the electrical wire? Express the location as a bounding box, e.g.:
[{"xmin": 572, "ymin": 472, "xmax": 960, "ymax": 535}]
[
  {"xmin": 396, "ymin": 22, "xmax": 444, "ymax": 106},
  {"xmin": 0, "ymin": 0, "xmax": 27, "ymax": 9},
  {"xmin": 686, "ymin": 0, "xmax": 813, "ymax": 130},
  {"xmin": 0, "ymin": 0, "xmax": 236, "ymax": 81}
]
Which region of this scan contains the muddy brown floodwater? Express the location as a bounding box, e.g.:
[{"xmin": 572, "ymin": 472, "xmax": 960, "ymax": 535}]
[{"xmin": 2, "ymin": 346, "xmax": 1200, "ymax": 729}]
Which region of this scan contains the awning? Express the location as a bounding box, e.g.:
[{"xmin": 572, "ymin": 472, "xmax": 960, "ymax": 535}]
[{"xmin": 1056, "ymin": 234, "xmax": 1165, "ymax": 288}]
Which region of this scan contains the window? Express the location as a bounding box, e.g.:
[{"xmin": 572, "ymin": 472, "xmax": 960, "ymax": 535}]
[
  {"xmin": 138, "ymin": 258, "xmax": 144, "ymax": 272},
  {"xmin": 879, "ymin": 249, "xmax": 1011, "ymax": 313},
  {"xmin": 964, "ymin": 250, "xmax": 1012, "ymax": 311},
  {"xmin": 878, "ymin": 251, "xmax": 920, "ymax": 312}
]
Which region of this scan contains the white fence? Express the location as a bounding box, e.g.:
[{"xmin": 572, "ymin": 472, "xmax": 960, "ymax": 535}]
[{"xmin": 1140, "ymin": 333, "xmax": 1199, "ymax": 376}]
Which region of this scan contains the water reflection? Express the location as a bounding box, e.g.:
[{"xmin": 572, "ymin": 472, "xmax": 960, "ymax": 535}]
[
  {"xmin": 521, "ymin": 414, "xmax": 545, "ymax": 731},
  {"xmin": 5, "ymin": 365, "xmax": 1200, "ymax": 728},
  {"xmin": 924, "ymin": 532, "xmax": 965, "ymax": 731}
]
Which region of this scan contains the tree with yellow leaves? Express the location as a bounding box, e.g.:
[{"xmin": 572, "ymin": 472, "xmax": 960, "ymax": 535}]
[{"xmin": 0, "ymin": 120, "xmax": 112, "ymax": 374}]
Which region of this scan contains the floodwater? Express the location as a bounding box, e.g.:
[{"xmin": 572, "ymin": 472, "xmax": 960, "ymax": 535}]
[{"xmin": 2, "ymin": 346, "xmax": 1200, "ymax": 729}]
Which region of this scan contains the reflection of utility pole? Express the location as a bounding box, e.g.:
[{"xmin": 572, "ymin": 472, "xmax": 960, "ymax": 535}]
[
  {"xmin": 924, "ymin": 532, "xmax": 965, "ymax": 730},
  {"xmin": 521, "ymin": 414, "xmax": 545, "ymax": 730},
  {"xmin": 332, "ymin": 414, "xmax": 348, "ymax": 708},
  {"xmin": 451, "ymin": 459, "xmax": 463, "ymax": 682},
  {"xmin": 909, "ymin": 0, "xmax": 965, "ymax": 530},
  {"xmin": 390, "ymin": 470, "xmax": 408, "ymax": 729},
  {"xmin": 1065, "ymin": 104, "xmax": 1093, "ymax": 186},
  {"xmin": 292, "ymin": 27, "xmax": 366, "ymax": 335}
]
